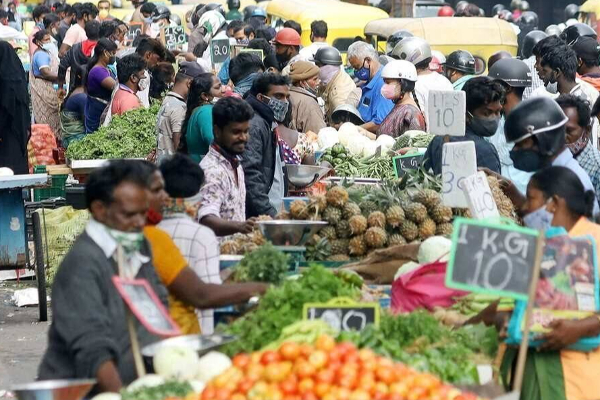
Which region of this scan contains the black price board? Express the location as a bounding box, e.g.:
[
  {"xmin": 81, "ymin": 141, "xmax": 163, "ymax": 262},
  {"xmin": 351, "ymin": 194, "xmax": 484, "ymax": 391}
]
[
  {"xmin": 303, "ymin": 297, "xmax": 380, "ymax": 332},
  {"xmin": 446, "ymin": 218, "xmax": 541, "ymax": 300},
  {"xmin": 164, "ymin": 26, "xmax": 186, "ymax": 50},
  {"xmin": 126, "ymin": 22, "xmax": 143, "ymax": 46},
  {"xmin": 210, "ymin": 39, "xmax": 230, "ymax": 65},
  {"xmin": 392, "ymin": 152, "xmax": 424, "ymax": 178},
  {"xmin": 112, "ymin": 276, "xmax": 181, "ymax": 337}
]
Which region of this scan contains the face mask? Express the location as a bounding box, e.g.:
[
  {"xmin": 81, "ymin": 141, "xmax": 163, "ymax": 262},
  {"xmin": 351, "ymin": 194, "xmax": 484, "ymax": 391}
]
[
  {"xmin": 108, "ymin": 55, "xmax": 116, "ymax": 65},
  {"xmin": 263, "ymin": 95, "xmax": 289, "ymax": 122},
  {"xmin": 99, "ymin": 9, "xmax": 109, "ymax": 19},
  {"xmin": 237, "ymin": 38, "xmax": 249, "ymax": 45},
  {"xmin": 354, "ymin": 60, "xmax": 370, "ymax": 81},
  {"xmin": 144, "ymin": 17, "xmax": 152, "ymax": 24},
  {"xmin": 107, "ymin": 62, "xmax": 117, "ymax": 78},
  {"xmin": 138, "ymin": 75, "xmax": 149, "ymax": 91},
  {"xmin": 380, "ymin": 83, "xmax": 399, "ymax": 100},
  {"xmin": 302, "ymin": 82, "xmax": 318, "ymax": 96},
  {"xmin": 36, "ymin": 21, "xmax": 44, "ymax": 29},
  {"xmin": 523, "ymin": 201, "xmax": 554, "ymax": 230},
  {"xmin": 105, "ymin": 227, "xmax": 144, "ymax": 254},
  {"xmin": 468, "ymin": 113, "xmax": 500, "ymax": 137},
  {"xmin": 567, "ymin": 133, "xmax": 589, "ymax": 155},
  {"xmin": 41, "ymin": 42, "xmax": 55, "ymax": 52},
  {"xmin": 51, "ymin": 28, "xmax": 58, "ymax": 36},
  {"xmin": 509, "ymin": 148, "xmax": 545, "ymax": 172}
]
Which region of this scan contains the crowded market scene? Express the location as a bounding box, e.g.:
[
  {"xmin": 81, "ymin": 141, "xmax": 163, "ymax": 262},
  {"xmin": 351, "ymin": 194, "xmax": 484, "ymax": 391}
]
[{"xmin": 5, "ymin": 0, "xmax": 600, "ymax": 399}]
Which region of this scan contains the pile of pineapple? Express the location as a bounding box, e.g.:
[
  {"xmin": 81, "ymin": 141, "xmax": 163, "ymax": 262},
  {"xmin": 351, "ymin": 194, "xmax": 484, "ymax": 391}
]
[{"xmin": 292, "ymin": 184, "xmax": 454, "ymax": 262}]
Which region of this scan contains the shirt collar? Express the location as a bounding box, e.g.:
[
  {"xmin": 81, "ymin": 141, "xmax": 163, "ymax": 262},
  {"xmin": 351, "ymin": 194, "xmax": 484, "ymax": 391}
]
[
  {"xmin": 365, "ymin": 67, "xmax": 383, "ymax": 89},
  {"xmin": 166, "ymin": 91, "xmax": 185, "ymax": 101},
  {"xmin": 552, "ymin": 148, "xmax": 573, "ymax": 166},
  {"xmin": 119, "ymin": 84, "xmax": 136, "ymax": 94}
]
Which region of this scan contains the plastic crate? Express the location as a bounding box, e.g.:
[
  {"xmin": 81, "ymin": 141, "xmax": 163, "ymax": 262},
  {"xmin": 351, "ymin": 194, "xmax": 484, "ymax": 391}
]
[{"xmin": 33, "ymin": 165, "xmax": 67, "ymax": 201}]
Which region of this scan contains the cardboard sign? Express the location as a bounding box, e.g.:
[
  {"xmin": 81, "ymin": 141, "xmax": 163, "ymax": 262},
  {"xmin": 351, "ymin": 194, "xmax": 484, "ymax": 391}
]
[
  {"xmin": 210, "ymin": 39, "xmax": 230, "ymax": 65},
  {"xmin": 303, "ymin": 297, "xmax": 380, "ymax": 332},
  {"xmin": 126, "ymin": 22, "xmax": 143, "ymax": 46},
  {"xmin": 392, "ymin": 152, "xmax": 424, "ymax": 178},
  {"xmin": 446, "ymin": 218, "xmax": 540, "ymax": 300},
  {"xmin": 441, "ymin": 141, "xmax": 477, "ymax": 208},
  {"xmin": 164, "ymin": 26, "xmax": 186, "ymax": 50},
  {"xmin": 113, "ymin": 277, "xmax": 181, "ymax": 337},
  {"xmin": 461, "ymin": 171, "xmax": 500, "ymax": 219},
  {"xmin": 240, "ymin": 48, "xmax": 264, "ymax": 60},
  {"xmin": 428, "ymin": 90, "xmax": 466, "ymax": 136}
]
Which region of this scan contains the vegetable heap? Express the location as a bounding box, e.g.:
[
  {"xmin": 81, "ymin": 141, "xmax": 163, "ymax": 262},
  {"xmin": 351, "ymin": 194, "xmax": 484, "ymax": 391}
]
[
  {"xmin": 321, "ymin": 144, "xmax": 396, "ymax": 181},
  {"xmin": 234, "ymin": 243, "xmax": 290, "ymax": 284},
  {"xmin": 202, "ymin": 335, "xmax": 479, "ymax": 400},
  {"xmin": 121, "ymin": 381, "xmax": 193, "ymax": 400},
  {"xmin": 66, "ymin": 103, "xmax": 160, "ymax": 160}
]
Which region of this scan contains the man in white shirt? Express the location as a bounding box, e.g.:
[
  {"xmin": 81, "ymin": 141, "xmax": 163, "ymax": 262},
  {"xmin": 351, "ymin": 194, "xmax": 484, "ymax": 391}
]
[
  {"xmin": 298, "ymin": 20, "xmax": 329, "ymax": 63},
  {"xmin": 0, "ymin": 10, "xmax": 26, "ymax": 41}
]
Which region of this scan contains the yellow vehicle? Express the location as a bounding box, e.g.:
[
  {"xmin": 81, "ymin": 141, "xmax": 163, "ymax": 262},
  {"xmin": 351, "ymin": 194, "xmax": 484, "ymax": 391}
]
[
  {"xmin": 364, "ymin": 17, "xmax": 518, "ymax": 73},
  {"xmin": 266, "ymin": 0, "xmax": 388, "ymax": 54},
  {"xmin": 579, "ymin": 0, "xmax": 600, "ymax": 32}
]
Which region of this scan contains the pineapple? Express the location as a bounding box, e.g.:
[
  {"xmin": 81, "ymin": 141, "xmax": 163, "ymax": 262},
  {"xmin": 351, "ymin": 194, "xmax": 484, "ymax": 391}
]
[
  {"xmin": 343, "ymin": 202, "xmax": 362, "ymax": 219},
  {"xmin": 436, "ymin": 223, "xmax": 453, "ymax": 236},
  {"xmin": 388, "ymin": 234, "xmax": 407, "ymax": 246},
  {"xmin": 359, "ymin": 200, "xmax": 378, "ymax": 217},
  {"xmin": 326, "ymin": 186, "xmax": 349, "ymax": 207},
  {"xmin": 250, "ymin": 231, "xmax": 266, "ymax": 246},
  {"xmin": 256, "ymin": 214, "xmax": 273, "ymax": 222},
  {"xmin": 306, "ymin": 237, "xmax": 332, "ymax": 261},
  {"xmin": 430, "ymin": 204, "xmax": 453, "ymax": 224},
  {"xmin": 290, "ymin": 200, "xmax": 309, "ymax": 220},
  {"xmin": 365, "ymin": 227, "xmax": 388, "ymax": 249},
  {"xmin": 320, "ymin": 225, "xmax": 337, "ymax": 240},
  {"xmin": 368, "ymin": 211, "xmax": 386, "ymax": 229},
  {"xmin": 323, "ymin": 206, "xmax": 343, "ymax": 224},
  {"xmin": 349, "ymin": 215, "xmax": 368, "ymax": 235},
  {"xmin": 328, "ymin": 254, "xmax": 350, "ymax": 262},
  {"xmin": 487, "ymin": 176, "xmax": 518, "ymax": 220},
  {"xmin": 336, "ymin": 220, "xmax": 352, "ymax": 239},
  {"xmin": 385, "ymin": 205, "xmax": 405, "ymax": 228},
  {"xmin": 276, "ymin": 210, "xmax": 291, "ymax": 220},
  {"xmin": 400, "ymin": 220, "xmax": 419, "ymax": 241},
  {"xmin": 241, "ymin": 242, "xmax": 258, "ymax": 253},
  {"xmin": 418, "ymin": 218, "xmax": 437, "ymax": 240},
  {"xmin": 309, "ymin": 194, "xmax": 327, "ymax": 213},
  {"xmin": 404, "ymin": 202, "xmax": 428, "ymax": 223},
  {"xmin": 412, "ymin": 189, "xmax": 441, "ymax": 210},
  {"xmin": 220, "ymin": 240, "xmax": 240, "ymax": 255},
  {"xmin": 331, "ymin": 239, "xmax": 350, "ymax": 255},
  {"xmin": 349, "ymin": 235, "xmax": 367, "ymax": 256}
]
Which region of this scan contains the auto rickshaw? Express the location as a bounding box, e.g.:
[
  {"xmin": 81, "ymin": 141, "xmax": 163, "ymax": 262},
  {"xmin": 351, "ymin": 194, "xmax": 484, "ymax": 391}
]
[
  {"xmin": 579, "ymin": 0, "xmax": 600, "ymax": 32},
  {"xmin": 364, "ymin": 17, "xmax": 518, "ymax": 73}
]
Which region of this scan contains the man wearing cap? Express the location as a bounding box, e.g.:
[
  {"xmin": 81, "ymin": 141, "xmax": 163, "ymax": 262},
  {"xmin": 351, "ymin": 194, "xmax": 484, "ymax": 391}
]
[
  {"xmin": 155, "ymin": 61, "xmax": 204, "ymax": 163},
  {"xmin": 273, "ymin": 27, "xmax": 306, "ymax": 75},
  {"xmin": 288, "ymin": 61, "xmax": 326, "ymax": 134},
  {"xmin": 573, "ymin": 36, "xmax": 600, "ymax": 91}
]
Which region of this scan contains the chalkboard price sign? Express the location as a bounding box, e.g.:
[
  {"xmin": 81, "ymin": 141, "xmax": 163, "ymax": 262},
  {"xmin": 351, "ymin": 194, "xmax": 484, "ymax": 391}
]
[
  {"xmin": 164, "ymin": 26, "xmax": 186, "ymax": 50},
  {"xmin": 210, "ymin": 39, "xmax": 230, "ymax": 65},
  {"xmin": 112, "ymin": 277, "xmax": 181, "ymax": 337},
  {"xmin": 392, "ymin": 152, "xmax": 424, "ymax": 178},
  {"xmin": 126, "ymin": 23, "xmax": 143, "ymax": 46},
  {"xmin": 446, "ymin": 218, "xmax": 540, "ymax": 300},
  {"xmin": 303, "ymin": 297, "xmax": 380, "ymax": 332}
]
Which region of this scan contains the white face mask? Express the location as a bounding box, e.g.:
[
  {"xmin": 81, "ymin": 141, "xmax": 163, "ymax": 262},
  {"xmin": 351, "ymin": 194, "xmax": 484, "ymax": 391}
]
[
  {"xmin": 523, "ymin": 200, "xmax": 554, "ymax": 230},
  {"xmin": 137, "ymin": 73, "xmax": 149, "ymax": 91}
]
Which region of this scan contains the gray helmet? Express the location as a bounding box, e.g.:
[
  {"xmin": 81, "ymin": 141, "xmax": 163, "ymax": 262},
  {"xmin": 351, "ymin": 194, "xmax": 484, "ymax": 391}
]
[
  {"xmin": 545, "ymin": 24, "xmax": 562, "ymax": 36},
  {"xmin": 520, "ymin": 0, "xmax": 530, "ymax": 11},
  {"xmin": 518, "ymin": 11, "xmax": 538, "ymax": 29},
  {"xmin": 331, "ymin": 104, "xmax": 364, "ymax": 125},
  {"xmin": 152, "ymin": 5, "xmax": 170, "ymax": 22},
  {"xmin": 391, "ymin": 37, "xmax": 432, "ymax": 66},
  {"xmin": 489, "ymin": 58, "xmax": 532, "ymax": 88},
  {"xmin": 504, "ymin": 97, "xmax": 568, "ymax": 156},
  {"xmin": 492, "ymin": 4, "xmax": 505, "ymax": 15},
  {"xmin": 170, "ymin": 14, "xmax": 181, "ymax": 26},
  {"xmin": 386, "ymin": 29, "xmax": 413, "ymax": 55},
  {"xmin": 565, "ymin": 3, "xmax": 579, "ymax": 21},
  {"xmin": 560, "ymin": 23, "xmax": 598, "ymax": 45},
  {"xmin": 521, "ymin": 30, "xmax": 547, "ymax": 58},
  {"xmin": 314, "ymin": 46, "xmax": 343, "ymax": 66},
  {"xmin": 444, "ymin": 50, "xmax": 476, "ymax": 75}
]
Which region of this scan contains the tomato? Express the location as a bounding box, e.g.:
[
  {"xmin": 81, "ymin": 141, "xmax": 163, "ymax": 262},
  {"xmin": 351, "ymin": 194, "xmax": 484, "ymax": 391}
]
[
  {"xmin": 265, "ymin": 384, "xmax": 284, "ymax": 400},
  {"xmin": 250, "ymin": 352, "xmax": 262, "ymax": 364},
  {"xmin": 406, "ymin": 387, "xmax": 427, "ymax": 400},
  {"xmin": 298, "ymin": 378, "xmax": 315, "ymax": 394},
  {"xmin": 280, "ymin": 375, "xmax": 299, "ymax": 395},
  {"xmin": 295, "ymin": 360, "xmax": 317, "ymax": 378},
  {"xmin": 357, "ymin": 375, "xmax": 375, "ymax": 393},
  {"xmin": 334, "ymin": 387, "xmax": 352, "ymax": 400},
  {"xmin": 282, "ymin": 395, "xmax": 302, "ymax": 400},
  {"xmin": 237, "ymin": 378, "xmax": 254, "ymax": 394},
  {"xmin": 388, "ymin": 382, "xmax": 408, "ymax": 397},
  {"xmin": 375, "ymin": 366, "xmax": 396, "ymax": 385},
  {"xmin": 266, "ymin": 362, "xmax": 293, "ymax": 383},
  {"xmin": 230, "ymin": 393, "xmax": 247, "ymax": 400},
  {"xmin": 314, "ymin": 382, "xmax": 331, "ymax": 398},
  {"xmin": 343, "ymin": 351, "xmax": 360, "ymax": 364},
  {"xmin": 280, "ymin": 342, "xmax": 301, "ymax": 361},
  {"xmin": 358, "ymin": 349, "xmax": 376, "ymax": 362},
  {"xmin": 300, "ymin": 392, "xmax": 318, "ymax": 400},
  {"xmin": 201, "ymin": 386, "xmax": 216, "ymax": 400},
  {"xmin": 299, "ymin": 344, "xmax": 313, "ymax": 358},
  {"xmin": 246, "ymin": 364, "xmax": 265, "ymax": 382},
  {"xmin": 308, "ymin": 350, "xmax": 328, "ymax": 370},
  {"xmin": 328, "ymin": 360, "xmax": 342, "ymax": 374},
  {"xmin": 315, "ymin": 334, "xmax": 335, "ymax": 352},
  {"xmin": 233, "ymin": 354, "xmax": 251, "ymax": 369},
  {"xmin": 316, "ymin": 368, "xmax": 335, "ymax": 384},
  {"xmin": 373, "ymin": 382, "xmax": 389, "ymax": 396},
  {"xmin": 337, "ymin": 341, "xmax": 357, "ymax": 355},
  {"xmin": 349, "ymin": 389, "xmax": 372, "ymax": 400},
  {"xmin": 261, "ymin": 350, "xmax": 281, "ymax": 365},
  {"xmin": 328, "ymin": 347, "xmax": 343, "ymax": 363},
  {"xmin": 214, "ymin": 388, "xmax": 232, "ymax": 400}
]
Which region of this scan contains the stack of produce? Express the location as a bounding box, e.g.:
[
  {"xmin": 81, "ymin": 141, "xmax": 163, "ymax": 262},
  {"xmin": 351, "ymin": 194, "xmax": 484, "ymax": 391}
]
[
  {"xmin": 202, "ymin": 336, "xmax": 480, "ymax": 400},
  {"xmin": 220, "ymin": 231, "xmax": 267, "ymax": 255},
  {"xmin": 321, "ymin": 144, "xmax": 396, "ymax": 181},
  {"xmin": 233, "ymin": 243, "xmax": 290, "ymax": 284},
  {"xmin": 392, "ymin": 131, "xmax": 436, "ymax": 151},
  {"xmin": 448, "ymin": 293, "xmax": 515, "ymax": 318}
]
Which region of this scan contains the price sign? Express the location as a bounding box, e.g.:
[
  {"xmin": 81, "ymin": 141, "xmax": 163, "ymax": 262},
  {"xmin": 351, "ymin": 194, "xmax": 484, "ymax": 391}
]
[
  {"xmin": 446, "ymin": 218, "xmax": 540, "ymax": 300},
  {"xmin": 428, "ymin": 90, "xmax": 466, "ymax": 136},
  {"xmin": 461, "ymin": 171, "xmax": 500, "ymax": 219},
  {"xmin": 392, "ymin": 152, "xmax": 424, "ymax": 178},
  {"xmin": 164, "ymin": 26, "xmax": 186, "ymax": 50},
  {"xmin": 126, "ymin": 22, "xmax": 143, "ymax": 46},
  {"xmin": 240, "ymin": 48, "xmax": 264, "ymax": 60},
  {"xmin": 303, "ymin": 297, "xmax": 380, "ymax": 332},
  {"xmin": 112, "ymin": 277, "xmax": 181, "ymax": 337},
  {"xmin": 441, "ymin": 141, "xmax": 477, "ymax": 208},
  {"xmin": 210, "ymin": 38, "xmax": 230, "ymax": 65}
]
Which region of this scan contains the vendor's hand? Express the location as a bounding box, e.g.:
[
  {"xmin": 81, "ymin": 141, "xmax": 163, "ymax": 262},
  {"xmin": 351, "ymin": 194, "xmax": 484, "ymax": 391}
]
[
  {"xmin": 238, "ymin": 218, "xmax": 256, "ymax": 234},
  {"xmin": 57, "ymin": 88, "xmax": 66, "ymax": 101},
  {"xmin": 539, "ymin": 319, "xmax": 584, "ymax": 351},
  {"xmin": 250, "ymin": 282, "xmax": 270, "ymax": 296},
  {"xmin": 479, "ymin": 167, "xmax": 525, "ymax": 208}
]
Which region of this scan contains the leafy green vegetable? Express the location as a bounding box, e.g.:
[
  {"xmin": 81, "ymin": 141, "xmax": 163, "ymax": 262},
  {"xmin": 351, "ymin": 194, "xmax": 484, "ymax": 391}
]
[
  {"xmin": 66, "ymin": 103, "xmax": 160, "ymax": 160},
  {"xmin": 235, "ymin": 243, "xmax": 290, "ymax": 284},
  {"xmin": 121, "ymin": 380, "xmax": 192, "ymax": 400}
]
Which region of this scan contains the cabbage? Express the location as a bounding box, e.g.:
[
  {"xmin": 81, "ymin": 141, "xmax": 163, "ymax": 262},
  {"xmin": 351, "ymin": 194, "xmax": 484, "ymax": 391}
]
[
  {"xmin": 196, "ymin": 351, "xmax": 232, "ymax": 383},
  {"xmin": 153, "ymin": 346, "xmax": 200, "ymax": 380},
  {"xmin": 375, "ymin": 134, "xmax": 395, "ymax": 152},
  {"xmin": 393, "ymin": 261, "xmax": 421, "ymax": 281},
  {"xmin": 127, "ymin": 374, "xmax": 165, "ymax": 391},
  {"xmin": 418, "ymin": 236, "xmax": 452, "ymax": 264},
  {"xmin": 362, "ymin": 140, "xmax": 379, "ymax": 157},
  {"xmin": 338, "ymin": 122, "xmax": 359, "ymax": 146},
  {"xmin": 347, "ymin": 135, "xmax": 368, "ymax": 155},
  {"xmin": 317, "ymin": 127, "xmax": 339, "ymax": 150},
  {"xmin": 91, "ymin": 393, "xmax": 121, "ymax": 400},
  {"xmin": 188, "ymin": 380, "xmax": 206, "ymax": 394}
]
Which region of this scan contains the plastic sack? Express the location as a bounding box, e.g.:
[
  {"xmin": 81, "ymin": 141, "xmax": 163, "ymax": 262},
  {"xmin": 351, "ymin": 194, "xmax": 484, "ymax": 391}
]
[
  {"xmin": 391, "ymin": 260, "xmax": 468, "ymax": 313},
  {"xmin": 27, "ymin": 124, "xmax": 57, "ymax": 173}
]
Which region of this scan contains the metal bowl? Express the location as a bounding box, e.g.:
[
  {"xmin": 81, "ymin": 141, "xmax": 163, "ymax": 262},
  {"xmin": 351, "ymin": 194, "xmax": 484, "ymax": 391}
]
[
  {"xmin": 286, "ymin": 165, "xmax": 331, "ymax": 188},
  {"xmin": 141, "ymin": 334, "xmax": 237, "ymax": 359},
  {"xmin": 11, "ymin": 379, "xmax": 96, "ymax": 400},
  {"xmin": 256, "ymin": 220, "xmax": 328, "ymax": 246}
]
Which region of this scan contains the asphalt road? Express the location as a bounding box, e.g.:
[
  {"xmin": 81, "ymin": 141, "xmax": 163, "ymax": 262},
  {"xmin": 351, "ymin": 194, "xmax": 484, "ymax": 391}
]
[{"xmin": 0, "ymin": 281, "xmax": 50, "ymax": 396}]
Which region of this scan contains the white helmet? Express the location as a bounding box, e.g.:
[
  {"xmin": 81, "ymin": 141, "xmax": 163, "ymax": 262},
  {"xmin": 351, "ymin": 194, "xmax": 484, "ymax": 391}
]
[
  {"xmin": 199, "ymin": 10, "xmax": 226, "ymax": 40},
  {"xmin": 391, "ymin": 37, "xmax": 432, "ymax": 66},
  {"xmin": 381, "ymin": 60, "xmax": 418, "ymax": 82}
]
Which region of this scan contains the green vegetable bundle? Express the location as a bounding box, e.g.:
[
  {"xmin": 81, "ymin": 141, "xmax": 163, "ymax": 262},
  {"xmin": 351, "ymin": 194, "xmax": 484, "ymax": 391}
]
[
  {"xmin": 323, "ymin": 144, "xmax": 395, "ymax": 181},
  {"xmin": 451, "ymin": 293, "xmax": 515, "ymax": 316},
  {"xmin": 220, "ymin": 265, "xmax": 359, "ymax": 356},
  {"xmin": 121, "ymin": 380, "xmax": 192, "ymax": 400},
  {"xmin": 234, "ymin": 243, "xmax": 289, "ymax": 284},
  {"xmin": 66, "ymin": 103, "xmax": 160, "ymax": 160}
]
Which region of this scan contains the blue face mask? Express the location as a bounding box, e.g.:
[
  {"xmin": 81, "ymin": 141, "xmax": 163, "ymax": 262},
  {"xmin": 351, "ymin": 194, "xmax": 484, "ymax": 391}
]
[
  {"xmin": 107, "ymin": 62, "xmax": 117, "ymax": 78},
  {"xmin": 354, "ymin": 59, "xmax": 371, "ymax": 81},
  {"xmin": 36, "ymin": 21, "xmax": 44, "ymax": 29},
  {"xmin": 523, "ymin": 201, "xmax": 554, "ymax": 230}
]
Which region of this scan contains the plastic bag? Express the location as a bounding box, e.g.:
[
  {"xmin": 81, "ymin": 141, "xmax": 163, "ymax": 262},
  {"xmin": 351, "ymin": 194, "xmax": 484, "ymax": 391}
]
[{"xmin": 27, "ymin": 124, "xmax": 57, "ymax": 173}]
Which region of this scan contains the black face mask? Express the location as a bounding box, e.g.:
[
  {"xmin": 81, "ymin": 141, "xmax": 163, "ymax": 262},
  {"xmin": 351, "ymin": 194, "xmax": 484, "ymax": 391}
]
[
  {"xmin": 509, "ymin": 148, "xmax": 545, "ymax": 172},
  {"xmin": 468, "ymin": 113, "xmax": 500, "ymax": 137}
]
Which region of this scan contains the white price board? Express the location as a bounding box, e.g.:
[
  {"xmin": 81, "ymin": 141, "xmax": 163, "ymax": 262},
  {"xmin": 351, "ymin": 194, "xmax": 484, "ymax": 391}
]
[
  {"xmin": 461, "ymin": 171, "xmax": 500, "ymax": 219},
  {"xmin": 428, "ymin": 90, "xmax": 466, "ymax": 136},
  {"xmin": 441, "ymin": 141, "xmax": 477, "ymax": 208}
]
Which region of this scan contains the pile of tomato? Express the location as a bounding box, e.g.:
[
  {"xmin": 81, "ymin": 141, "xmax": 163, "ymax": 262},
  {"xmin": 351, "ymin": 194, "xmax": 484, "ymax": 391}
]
[{"xmin": 200, "ymin": 335, "xmax": 478, "ymax": 400}]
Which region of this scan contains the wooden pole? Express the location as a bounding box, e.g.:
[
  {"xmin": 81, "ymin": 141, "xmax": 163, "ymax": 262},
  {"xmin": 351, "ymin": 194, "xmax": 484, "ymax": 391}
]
[{"xmin": 512, "ymin": 232, "xmax": 545, "ymax": 392}]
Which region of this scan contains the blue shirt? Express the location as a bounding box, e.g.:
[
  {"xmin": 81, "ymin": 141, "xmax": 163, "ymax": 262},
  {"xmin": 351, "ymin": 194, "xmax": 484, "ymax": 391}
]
[
  {"xmin": 32, "ymin": 50, "xmax": 51, "ymax": 77},
  {"xmin": 358, "ymin": 68, "xmax": 394, "ymax": 125},
  {"xmin": 218, "ymin": 57, "xmax": 230, "ymax": 85}
]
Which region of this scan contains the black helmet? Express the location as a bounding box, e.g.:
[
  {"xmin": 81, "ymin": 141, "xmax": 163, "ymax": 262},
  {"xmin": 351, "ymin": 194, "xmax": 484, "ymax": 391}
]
[
  {"xmin": 314, "ymin": 46, "xmax": 343, "ymax": 66},
  {"xmin": 565, "ymin": 3, "xmax": 579, "ymax": 21},
  {"xmin": 192, "ymin": 3, "xmax": 223, "ymax": 26},
  {"xmin": 560, "ymin": 23, "xmax": 598, "ymax": 45},
  {"xmin": 152, "ymin": 5, "xmax": 170, "ymax": 22},
  {"xmin": 386, "ymin": 29, "xmax": 414, "ymax": 55},
  {"xmin": 444, "ymin": 50, "xmax": 476, "ymax": 75},
  {"xmin": 243, "ymin": 5, "xmax": 258, "ymax": 21},
  {"xmin": 518, "ymin": 11, "xmax": 538, "ymax": 29},
  {"xmin": 492, "ymin": 4, "xmax": 505, "ymax": 16},
  {"xmin": 489, "ymin": 58, "xmax": 532, "ymax": 88},
  {"xmin": 504, "ymin": 97, "xmax": 568, "ymax": 156},
  {"xmin": 521, "ymin": 30, "xmax": 547, "ymax": 58},
  {"xmin": 227, "ymin": 0, "xmax": 240, "ymax": 10}
]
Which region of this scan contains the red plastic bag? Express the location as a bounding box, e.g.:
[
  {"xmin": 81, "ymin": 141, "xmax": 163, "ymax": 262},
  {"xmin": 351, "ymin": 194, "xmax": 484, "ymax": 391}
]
[
  {"xmin": 27, "ymin": 124, "xmax": 57, "ymax": 173},
  {"xmin": 391, "ymin": 260, "xmax": 468, "ymax": 313}
]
